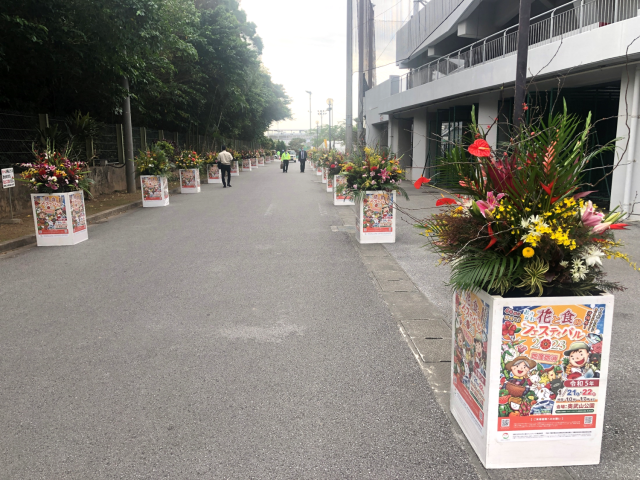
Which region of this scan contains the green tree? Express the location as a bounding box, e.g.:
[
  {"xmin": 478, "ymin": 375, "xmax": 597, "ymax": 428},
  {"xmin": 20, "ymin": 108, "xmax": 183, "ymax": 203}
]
[
  {"xmin": 288, "ymin": 138, "xmax": 306, "ymax": 151},
  {"xmin": 275, "ymin": 140, "xmax": 287, "ymax": 152}
]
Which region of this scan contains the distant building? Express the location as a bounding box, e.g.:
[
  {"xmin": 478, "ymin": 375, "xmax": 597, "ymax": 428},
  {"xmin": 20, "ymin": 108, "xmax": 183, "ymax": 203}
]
[
  {"xmin": 266, "ymin": 129, "xmax": 315, "ymax": 145},
  {"xmin": 364, "ymin": 0, "xmax": 640, "ymax": 216}
]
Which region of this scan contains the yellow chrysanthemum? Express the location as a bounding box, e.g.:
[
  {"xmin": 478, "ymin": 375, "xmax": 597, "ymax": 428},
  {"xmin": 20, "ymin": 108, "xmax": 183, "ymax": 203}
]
[{"xmin": 522, "ymin": 247, "xmax": 535, "ymax": 258}]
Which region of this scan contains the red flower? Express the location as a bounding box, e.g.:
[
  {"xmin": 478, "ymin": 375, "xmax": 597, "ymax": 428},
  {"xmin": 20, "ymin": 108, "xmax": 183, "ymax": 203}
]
[
  {"xmin": 370, "ymin": 166, "xmax": 378, "ymax": 171},
  {"xmin": 484, "ymin": 224, "xmax": 497, "ymax": 250},
  {"xmin": 346, "ymin": 166, "xmax": 353, "ymax": 172},
  {"xmin": 435, "ymin": 198, "xmax": 457, "ymax": 206},
  {"xmin": 330, "ymin": 164, "xmax": 336, "ymax": 168},
  {"xmin": 414, "ymin": 176, "xmax": 431, "ymax": 189},
  {"xmin": 609, "ymin": 223, "xmax": 629, "ymax": 230},
  {"xmin": 539, "ymin": 339, "xmax": 552, "ymax": 351},
  {"xmin": 502, "ymin": 321, "xmax": 517, "ymax": 336},
  {"xmin": 468, "ymin": 139, "xmax": 492, "ymax": 157}
]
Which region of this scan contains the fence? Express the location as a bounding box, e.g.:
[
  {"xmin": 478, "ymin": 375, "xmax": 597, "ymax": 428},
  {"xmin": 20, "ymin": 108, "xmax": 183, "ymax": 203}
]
[
  {"xmin": 398, "ymin": 0, "xmax": 640, "ymax": 93},
  {"xmin": 0, "ymin": 111, "xmax": 260, "ymax": 167}
]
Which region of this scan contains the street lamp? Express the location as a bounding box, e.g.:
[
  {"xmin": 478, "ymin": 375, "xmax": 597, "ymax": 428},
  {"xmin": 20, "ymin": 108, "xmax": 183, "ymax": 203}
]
[
  {"xmin": 305, "ymin": 91, "xmax": 312, "ymax": 132},
  {"xmin": 327, "ymin": 98, "xmax": 334, "ymax": 150},
  {"xmin": 318, "ymin": 110, "xmax": 327, "ymax": 149},
  {"xmin": 316, "ymin": 120, "xmax": 319, "ymax": 148}
]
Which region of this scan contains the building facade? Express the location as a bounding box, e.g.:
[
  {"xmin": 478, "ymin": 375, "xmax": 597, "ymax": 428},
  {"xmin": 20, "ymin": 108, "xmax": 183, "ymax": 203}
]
[{"xmin": 364, "ymin": 0, "xmax": 640, "ymax": 216}]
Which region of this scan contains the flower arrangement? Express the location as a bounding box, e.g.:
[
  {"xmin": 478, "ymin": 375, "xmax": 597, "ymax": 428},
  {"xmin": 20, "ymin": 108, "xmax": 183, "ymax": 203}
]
[
  {"xmin": 327, "ymin": 151, "xmax": 346, "ymax": 178},
  {"xmin": 21, "ymin": 148, "xmax": 92, "ymax": 194},
  {"xmin": 174, "ymin": 150, "xmax": 201, "ymax": 170},
  {"xmin": 418, "ymin": 104, "xmax": 633, "ymax": 297},
  {"xmin": 134, "ymin": 144, "xmax": 172, "ymax": 176},
  {"xmin": 203, "ymin": 151, "xmax": 218, "ymax": 165},
  {"xmin": 336, "ymin": 147, "xmax": 408, "ymax": 202}
]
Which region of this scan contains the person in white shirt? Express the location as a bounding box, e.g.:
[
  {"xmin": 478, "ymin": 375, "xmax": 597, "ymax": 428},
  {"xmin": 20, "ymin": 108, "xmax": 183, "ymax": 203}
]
[{"xmin": 217, "ymin": 145, "xmax": 233, "ymax": 188}]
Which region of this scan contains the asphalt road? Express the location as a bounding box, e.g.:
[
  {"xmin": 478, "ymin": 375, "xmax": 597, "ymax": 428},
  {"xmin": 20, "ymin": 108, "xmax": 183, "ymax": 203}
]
[{"xmin": 0, "ymin": 165, "xmax": 478, "ymax": 479}]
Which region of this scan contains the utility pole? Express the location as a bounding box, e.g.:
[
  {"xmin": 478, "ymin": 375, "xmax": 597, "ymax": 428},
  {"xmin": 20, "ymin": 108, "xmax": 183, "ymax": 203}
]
[
  {"xmin": 305, "ymin": 91, "xmax": 312, "ymax": 132},
  {"xmin": 122, "ymin": 76, "xmax": 136, "ymax": 194},
  {"xmin": 316, "ymin": 120, "xmax": 320, "ymax": 148},
  {"xmin": 357, "ymin": 0, "xmax": 364, "ymax": 146},
  {"xmin": 513, "ymin": 0, "xmax": 532, "ymax": 130},
  {"xmin": 346, "ymin": 0, "xmax": 353, "ymax": 153},
  {"xmin": 327, "ymin": 99, "xmax": 333, "ymax": 150},
  {"xmin": 318, "ymin": 110, "xmax": 327, "ymax": 148}
]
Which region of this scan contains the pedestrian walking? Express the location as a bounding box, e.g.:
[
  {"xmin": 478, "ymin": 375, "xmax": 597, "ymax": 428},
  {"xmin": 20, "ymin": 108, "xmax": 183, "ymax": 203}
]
[
  {"xmin": 298, "ymin": 147, "xmax": 307, "ymax": 173},
  {"xmin": 281, "ymin": 150, "xmax": 290, "ymax": 173},
  {"xmin": 217, "ymin": 145, "xmax": 233, "ymax": 188}
]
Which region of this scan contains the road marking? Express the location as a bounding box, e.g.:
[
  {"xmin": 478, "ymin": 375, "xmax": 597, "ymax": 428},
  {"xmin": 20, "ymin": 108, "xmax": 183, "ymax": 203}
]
[
  {"xmin": 318, "ymin": 203, "xmax": 327, "ymax": 216},
  {"xmin": 264, "ymin": 203, "xmax": 275, "ymax": 216}
]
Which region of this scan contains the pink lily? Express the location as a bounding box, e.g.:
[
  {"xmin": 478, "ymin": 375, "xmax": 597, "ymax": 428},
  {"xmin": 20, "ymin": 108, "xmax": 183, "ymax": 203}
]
[
  {"xmin": 592, "ymin": 222, "xmax": 611, "ymax": 234},
  {"xmin": 580, "ymin": 201, "xmax": 604, "ymax": 227},
  {"xmin": 476, "ymin": 191, "xmax": 505, "ymax": 218},
  {"xmin": 380, "ymin": 169, "xmax": 390, "ymax": 182}
]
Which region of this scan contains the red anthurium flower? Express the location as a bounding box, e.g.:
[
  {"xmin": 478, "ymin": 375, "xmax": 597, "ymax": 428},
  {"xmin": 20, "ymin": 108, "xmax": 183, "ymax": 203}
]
[
  {"xmin": 414, "ymin": 176, "xmax": 431, "ymax": 189},
  {"xmin": 609, "ymin": 223, "xmax": 629, "ymax": 230},
  {"xmin": 468, "ymin": 139, "xmax": 492, "ymax": 157},
  {"xmin": 435, "ymin": 198, "xmax": 457, "ymax": 206}
]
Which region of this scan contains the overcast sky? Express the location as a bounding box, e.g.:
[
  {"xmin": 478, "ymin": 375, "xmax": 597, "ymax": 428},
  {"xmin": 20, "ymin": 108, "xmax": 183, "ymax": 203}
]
[{"xmin": 241, "ymin": 0, "xmax": 349, "ymax": 132}]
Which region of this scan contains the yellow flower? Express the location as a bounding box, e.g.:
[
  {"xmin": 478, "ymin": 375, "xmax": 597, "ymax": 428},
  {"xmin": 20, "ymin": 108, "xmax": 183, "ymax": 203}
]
[{"xmin": 522, "ymin": 247, "xmax": 535, "ymax": 258}]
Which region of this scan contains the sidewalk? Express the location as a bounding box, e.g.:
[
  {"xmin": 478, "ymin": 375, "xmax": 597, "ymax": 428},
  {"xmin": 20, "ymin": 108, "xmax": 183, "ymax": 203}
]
[{"xmin": 380, "ymin": 190, "xmax": 640, "ymax": 479}]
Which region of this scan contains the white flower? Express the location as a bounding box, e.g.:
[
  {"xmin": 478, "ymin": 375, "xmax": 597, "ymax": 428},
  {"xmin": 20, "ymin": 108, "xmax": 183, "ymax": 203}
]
[
  {"xmin": 581, "ymin": 246, "xmax": 605, "ymax": 267},
  {"xmin": 521, "ymin": 218, "xmax": 531, "ymax": 228},
  {"xmin": 571, "ymin": 259, "xmax": 588, "ymax": 281},
  {"xmin": 50, "ymin": 176, "xmax": 57, "ymax": 182},
  {"xmin": 559, "ymin": 261, "xmax": 569, "ymax": 267}
]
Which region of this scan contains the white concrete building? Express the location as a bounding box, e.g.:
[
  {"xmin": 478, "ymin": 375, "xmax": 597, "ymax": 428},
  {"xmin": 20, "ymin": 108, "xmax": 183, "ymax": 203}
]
[{"xmin": 364, "ymin": 0, "xmax": 640, "ymax": 215}]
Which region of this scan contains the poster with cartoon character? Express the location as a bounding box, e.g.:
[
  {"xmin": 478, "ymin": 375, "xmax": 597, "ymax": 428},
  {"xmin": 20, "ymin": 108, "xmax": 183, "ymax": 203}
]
[
  {"xmin": 335, "ymin": 176, "xmax": 348, "ymax": 200},
  {"xmin": 251, "ymin": 157, "xmax": 257, "ymax": 167},
  {"xmin": 453, "ymin": 291, "xmax": 489, "ymax": 430},
  {"xmin": 181, "ymin": 170, "xmax": 196, "ymax": 188},
  {"xmin": 208, "ymin": 165, "xmax": 220, "ymax": 180},
  {"xmin": 231, "ymin": 161, "xmax": 239, "ymax": 175},
  {"xmin": 362, "ymin": 193, "xmax": 393, "ymax": 233},
  {"xmin": 258, "ymin": 157, "xmax": 265, "ymax": 166},
  {"xmin": 70, "ymin": 192, "xmax": 86, "ymax": 233},
  {"xmin": 497, "ymin": 304, "xmax": 606, "ymax": 441},
  {"xmin": 242, "ymin": 159, "xmax": 251, "ymax": 171},
  {"xmin": 142, "ymin": 177, "xmax": 162, "ymax": 201},
  {"xmin": 327, "ymin": 176, "xmax": 333, "ymax": 191},
  {"xmin": 33, "ymin": 195, "xmax": 68, "ymax": 235}
]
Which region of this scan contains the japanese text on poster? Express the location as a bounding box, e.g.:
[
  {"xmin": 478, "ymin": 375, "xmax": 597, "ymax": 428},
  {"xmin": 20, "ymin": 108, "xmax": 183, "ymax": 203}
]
[
  {"xmin": 70, "ymin": 192, "xmax": 86, "ymax": 233},
  {"xmin": 142, "ymin": 177, "xmax": 162, "ymax": 201},
  {"xmin": 33, "ymin": 195, "xmax": 68, "ymax": 235},
  {"xmin": 362, "ymin": 192, "xmax": 393, "ymax": 233}
]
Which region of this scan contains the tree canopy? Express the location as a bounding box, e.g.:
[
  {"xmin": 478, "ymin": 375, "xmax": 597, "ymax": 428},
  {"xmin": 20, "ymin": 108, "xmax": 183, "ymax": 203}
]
[{"xmin": 0, "ymin": 0, "xmax": 291, "ymax": 140}]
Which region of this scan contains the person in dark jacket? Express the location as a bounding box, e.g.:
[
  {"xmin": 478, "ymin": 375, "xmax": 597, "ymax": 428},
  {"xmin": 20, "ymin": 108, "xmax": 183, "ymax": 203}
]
[{"xmin": 298, "ymin": 147, "xmax": 308, "ymax": 172}]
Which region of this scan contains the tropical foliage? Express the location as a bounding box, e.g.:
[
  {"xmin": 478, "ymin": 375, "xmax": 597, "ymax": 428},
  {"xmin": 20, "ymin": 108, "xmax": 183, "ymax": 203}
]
[{"xmin": 418, "ymin": 104, "xmax": 634, "ymax": 297}]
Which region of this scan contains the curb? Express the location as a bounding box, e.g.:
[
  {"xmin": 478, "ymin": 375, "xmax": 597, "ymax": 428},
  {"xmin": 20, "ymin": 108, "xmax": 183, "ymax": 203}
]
[{"xmin": 0, "ymin": 188, "xmax": 181, "ymax": 254}]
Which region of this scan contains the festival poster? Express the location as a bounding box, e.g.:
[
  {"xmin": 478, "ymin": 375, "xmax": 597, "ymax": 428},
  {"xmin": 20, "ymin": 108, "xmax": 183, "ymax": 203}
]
[
  {"xmin": 251, "ymin": 158, "xmax": 257, "ymax": 167},
  {"xmin": 317, "ymin": 167, "xmax": 322, "ymax": 175},
  {"xmin": 335, "ymin": 176, "xmax": 348, "ymax": 200},
  {"xmin": 142, "ymin": 177, "xmax": 162, "ymax": 201},
  {"xmin": 242, "ymin": 160, "xmax": 251, "ymax": 170},
  {"xmin": 497, "ymin": 303, "xmax": 606, "ymax": 441},
  {"xmin": 162, "ymin": 176, "xmax": 169, "ymax": 199},
  {"xmin": 258, "ymin": 157, "xmax": 265, "ymax": 166},
  {"xmin": 181, "ymin": 170, "xmax": 196, "ymax": 189},
  {"xmin": 33, "ymin": 195, "xmax": 68, "ymax": 235},
  {"xmin": 328, "ymin": 176, "xmax": 334, "ymax": 189},
  {"xmin": 453, "ymin": 291, "xmax": 490, "ymax": 429},
  {"xmin": 231, "ymin": 161, "xmax": 239, "ymax": 174},
  {"xmin": 322, "ymin": 169, "xmax": 328, "ymax": 182},
  {"xmin": 362, "ymin": 193, "xmax": 393, "ymax": 233},
  {"xmin": 70, "ymin": 192, "xmax": 86, "ymax": 233},
  {"xmin": 207, "ymin": 163, "xmax": 217, "ymax": 181}
]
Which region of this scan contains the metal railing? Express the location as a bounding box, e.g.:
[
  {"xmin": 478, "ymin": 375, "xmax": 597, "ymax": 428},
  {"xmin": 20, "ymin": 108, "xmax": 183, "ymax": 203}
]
[{"xmin": 397, "ymin": 0, "xmax": 639, "ymax": 93}]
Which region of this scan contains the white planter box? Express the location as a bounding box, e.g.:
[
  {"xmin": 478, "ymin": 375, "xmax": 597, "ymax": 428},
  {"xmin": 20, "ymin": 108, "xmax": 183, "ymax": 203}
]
[
  {"xmin": 141, "ymin": 175, "xmax": 170, "ymax": 207},
  {"xmin": 450, "ymin": 290, "xmax": 614, "ymax": 469},
  {"xmin": 241, "ymin": 159, "xmax": 252, "ymax": 172},
  {"xmin": 251, "ymin": 158, "xmax": 258, "ymax": 168},
  {"xmin": 316, "ymin": 166, "xmax": 322, "ymax": 176},
  {"xmin": 231, "ymin": 161, "xmax": 240, "ymax": 176},
  {"xmin": 31, "ymin": 191, "xmax": 88, "ymax": 246},
  {"xmin": 355, "ymin": 191, "xmax": 396, "ymax": 244},
  {"xmin": 207, "ymin": 164, "xmax": 222, "ymax": 184},
  {"xmin": 322, "ymin": 168, "xmax": 327, "ymax": 184},
  {"xmin": 258, "ymin": 157, "xmax": 265, "ymax": 166},
  {"xmin": 180, "ymin": 169, "xmax": 201, "ymax": 193},
  {"xmin": 333, "ymin": 175, "xmax": 355, "ymax": 206},
  {"xmin": 326, "ymin": 175, "xmax": 333, "ymax": 192}
]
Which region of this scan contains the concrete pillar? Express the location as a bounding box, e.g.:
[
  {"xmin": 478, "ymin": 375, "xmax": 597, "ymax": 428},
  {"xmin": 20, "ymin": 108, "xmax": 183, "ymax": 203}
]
[
  {"xmin": 478, "ymin": 92, "xmax": 500, "ymax": 149},
  {"xmin": 388, "ymin": 117, "xmax": 400, "ymax": 154},
  {"xmin": 366, "ymin": 122, "xmax": 383, "ymax": 148},
  {"xmin": 612, "ymin": 67, "xmax": 640, "ymax": 218},
  {"xmin": 412, "ymin": 109, "xmax": 428, "ymax": 181}
]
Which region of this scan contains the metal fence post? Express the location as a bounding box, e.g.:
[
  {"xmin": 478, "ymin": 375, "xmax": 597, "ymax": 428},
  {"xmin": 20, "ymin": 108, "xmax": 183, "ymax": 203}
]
[
  {"xmin": 579, "ymin": 0, "xmax": 584, "ymax": 32},
  {"xmin": 158, "ymin": 130, "xmax": 164, "ymax": 141},
  {"xmin": 613, "ymin": 0, "xmax": 619, "ymax": 22},
  {"xmin": 550, "ymin": 10, "xmax": 554, "ymax": 41},
  {"xmin": 502, "ymin": 30, "xmax": 507, "ymax": 57},
  {"xmin": 116, "ymin": 124, "xmax": 125, "ymax": 164},
  {"xmin": 483, "ymin": 39, "xmax": 486, "ymax": 62}
]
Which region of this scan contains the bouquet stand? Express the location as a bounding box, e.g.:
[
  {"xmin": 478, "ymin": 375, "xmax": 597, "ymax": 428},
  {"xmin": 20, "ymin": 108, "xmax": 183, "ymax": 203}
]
[
  {"xmin": 31, "ymin": 191, "xmax": 88, "ymax": 246},
  {"xmin": 334, "ymin": 176, "xmax": 355, "ymax": 206},
  {"xmin": 451, "ymin": 290, "xmax": 614, "ymax": 469},
  {"xmin": 355, "ymin": 191, "xmax": 395, "ymax": 244},
  {"xmin": 241, "ymin": 160, "xmax": 252, "ymax": 172},
  {"xmin": 141, "ymin": 175, "xmax": 170, "ymax": 207},
  {"xmin": 180, "ymin": 169, "xmax": 201, "ymax": 194}
]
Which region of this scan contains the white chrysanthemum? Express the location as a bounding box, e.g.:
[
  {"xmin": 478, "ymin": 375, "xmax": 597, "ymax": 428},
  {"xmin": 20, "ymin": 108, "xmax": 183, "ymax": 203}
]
[{"xmin": 581, "ymin": 246, "xmax": 605, "ymax": 267}]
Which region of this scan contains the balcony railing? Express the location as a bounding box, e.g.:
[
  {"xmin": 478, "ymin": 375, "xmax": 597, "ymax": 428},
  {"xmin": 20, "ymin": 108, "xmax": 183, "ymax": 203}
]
[{"xmin": 397, "ymin": 0, "xmax": 639, "ymax": 94}]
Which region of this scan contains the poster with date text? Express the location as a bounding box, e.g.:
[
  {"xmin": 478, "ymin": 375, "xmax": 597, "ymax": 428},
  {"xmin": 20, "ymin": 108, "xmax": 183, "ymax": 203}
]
[
  {"xmin": 142, "ymin": 177, "xmax": 162, "ymax": 201},
  {"xmin": 70, "ymin": 192, "xmax": 86, "ymax": 233},
  {"xmin": 362, "ymin": 193, "xmax": 393, "ymax": 233},
  {"xmin": 34, "ymin": 195, "xmax": 68, "ymax": 235},
  {"xmin": 497, "ymin": 303, "xmax": 606, "ymax": 442},
  {"xmin": 335, "ymin": 176, "xmax": 348, "ymax": 200},
  {"xmin": 453, "ymin": 291, "xmax": 489, "ymax": 430}
]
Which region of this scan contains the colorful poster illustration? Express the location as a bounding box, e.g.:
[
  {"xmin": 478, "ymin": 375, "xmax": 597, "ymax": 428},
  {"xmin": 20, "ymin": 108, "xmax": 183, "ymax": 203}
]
[
  {"xmin": 70, "ymin": 192, "xmax": 86, "ymax": 233},
  {"xmin": 33, "ymin": 195, "xmax": 68, "ymax": 235},
  {"xmin": 251, "ymin": 158, "xmax": 257, "ymax": 167},
  {"xmin": 317, "ymin": 167, "xmax": 322, "ymax": 175},
  {"xmin": 322, "ymin": 169, "xmax": 328, "ymax": 181},
  {"xmin": 362, "ymin": 192, "xmax": 393, "ymax": 233},
  {"xmin": 335, "ymin": 176, "xmax": 349, "ymax": 200},
  {"xmin": 242, "ymin": 159, "xmax": 251, "ymax": 170},
  {"xmin": 181, "ymin": 170, "xmax": 196, "ymax": 188},
  {"xmin": 328, "ymin": 176, "xmax": 334, "ymax": 189},
  {"xmin": 231, "ymin": 161, "xmax": 239, "ymax": 174},
  {"xmin": 498, "ymin": 303, "xmax": 606, "ymax": 441},
  {"xmin": 258, "ymin": 157, "xmax": 265, "ymax": 166},
  {"xmin": 142, "ymin": 177, "xmax": 162, "ymax": 201},
  {"xmin": 453, "ymin": 291, "xmax": 489, "ymax": 429}
]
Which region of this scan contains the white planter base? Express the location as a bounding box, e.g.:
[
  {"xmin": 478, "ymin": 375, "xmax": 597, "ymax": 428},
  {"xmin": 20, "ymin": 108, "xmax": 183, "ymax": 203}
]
[
  {"xmin": 241, "ymin": 160, "xmax": 252, "ymax": 172},
  {"xmin": 231, "ymin": 161, "xmax": 240, "ymax": 176},
  {"xmin": 450, "ymin": 290, "xmax": 614, "ymax": 469},
  {"xmin": 333, "ymin": 176, "xmax": 355, "ymax": 205},
  {"xmin": 258, "ymin": 157, "xmax": 265, "ymax": 166},
  {"xmin": 207, "ymin": 165, "xmax": 222, "ymax": 184},
  {"xmin": 31, "ymin": 191, "xmax": 88, "ymax": 246},
  {"xmin": 180, "ymin": 169, "xmax": 201, "ymax": 193},
  {"xmin": 316, "ymin": 167, "xmax": 322, "ymax": 176},
  {"xmin": 355, "ymin": 191, "xmax": 396, "ymax": 244},
  {"xmin": 141, "ymin": 175, "xmax": 170, "ymax": 207}
]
